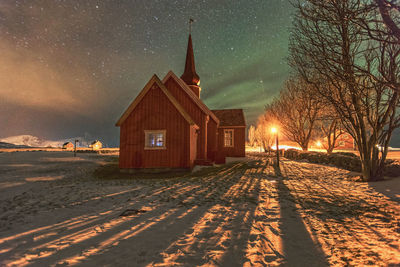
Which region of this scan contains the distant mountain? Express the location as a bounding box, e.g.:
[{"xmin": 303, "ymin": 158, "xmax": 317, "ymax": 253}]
[
  {"xmin": 0, "ymin": 135, "xmax": 64, "ymax": 148},
  {"xmin": 0, "ymin": 135, "xmax": 94, "ymax": 148},
  {"xmin": 0, "ymin": 141, "xmax": 31, "ymax": 149}
]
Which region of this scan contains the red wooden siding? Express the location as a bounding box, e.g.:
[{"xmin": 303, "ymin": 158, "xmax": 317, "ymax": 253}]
[
  {"xmin": 335, "ymin": 132, "xmax": 355, "ymax": 150},
  {"xmin": 189, "ymin": 126, "xmax": 198, "ymax": 167},
  {"xmin": 216, "ymin": 127, "xmax": 246, "ymax": 163},
  {"xmin": 164, "ymin": 77, "xmax": 212, "ymax": 160},
  {"xmin": 119, "ymin": 83, "xmax": 194, "ymax": 169},
  {"xmin": 207, "ymin": 119, "xmax": 218, "ymax": 161}
]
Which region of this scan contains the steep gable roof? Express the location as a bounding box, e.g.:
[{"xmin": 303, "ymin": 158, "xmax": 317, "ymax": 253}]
[
  {"xmin": 211, "ymin": 109, "xmax": 246, "ymax": 127},
  {"xmin": 116, "ymin": 74, "xmax": 198, "ymax": 128},
  {"xmin": 162, "ymin": 71, "xmax": 219, "ymax": 124}
]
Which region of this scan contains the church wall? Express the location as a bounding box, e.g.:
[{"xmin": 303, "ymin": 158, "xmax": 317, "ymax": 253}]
[
  {"xmin": 119, "ymin": 83, "xmax": 192, "ymax": 169},
  {"xmin": 189, "ymin": 126, "xmax": 198, "ymax": 167},
  {"xmin": 216, "ymin": 127, "xmax": 246, "ymax": 163},
  {"xmin": 207, "ymin": 119, "xmax": 218, "ymax": 162},
  {"xmin": 164, "ymin": 77, "xmax": 208, "ymax": 160}
]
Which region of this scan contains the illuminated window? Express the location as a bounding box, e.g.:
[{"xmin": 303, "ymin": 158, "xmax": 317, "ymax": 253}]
[
  {"xmin": 145, "ymin": 130, "xmax": 166, "ymax": 149},
  {"xmin": 224, "ymin": 129, "xmax": 234, "ymax": 147}
]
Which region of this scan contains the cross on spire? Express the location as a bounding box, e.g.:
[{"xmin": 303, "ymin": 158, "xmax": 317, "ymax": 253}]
[{"xmin": 189, "ymin": 18, "xmax": 194, "ymax": 34}]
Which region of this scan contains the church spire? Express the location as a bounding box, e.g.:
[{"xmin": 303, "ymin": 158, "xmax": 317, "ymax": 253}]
[
  {"xmin": 181, "ymin": 19, "xmax": 201, "ymax": 97},
  {"xmin": 181, "ymin": 34, "xmax": 200, "ymax": 86}
]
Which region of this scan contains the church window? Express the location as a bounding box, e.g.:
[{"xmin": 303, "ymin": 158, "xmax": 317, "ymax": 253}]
[
  {"xmin": 224, "ymin": 129, "xmax": 234, "ymax": 147},
  {"xmin": 145, "ymin": 130, "xmax": 166, "ymax": 149}
]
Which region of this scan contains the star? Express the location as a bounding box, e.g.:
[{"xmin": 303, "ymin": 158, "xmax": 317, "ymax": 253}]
[{"xmin": 0, "ymin": 0, "xmax": 295, "ymax": 146}]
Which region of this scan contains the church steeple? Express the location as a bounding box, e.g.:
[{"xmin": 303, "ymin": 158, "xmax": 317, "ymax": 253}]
[
  {"xmin": 181, "ymin": 20, "xmax": 201, "ymax": 97},
  {"xmin": 181, "ymin": 34, "xmax": 200, "ymax": 86}
]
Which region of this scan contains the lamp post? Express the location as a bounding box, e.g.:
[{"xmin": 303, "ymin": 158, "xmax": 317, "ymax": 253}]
[
  {"xmin": 271, "ymin": 127, "xmax": 279, "ymax": 168},
  {"xmin": 74, "ymin": 139, "xmax": 79, "ymax": 157}
]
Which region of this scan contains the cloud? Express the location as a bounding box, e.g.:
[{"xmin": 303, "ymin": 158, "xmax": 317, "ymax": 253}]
[{"xmin": 0, "ymin": 42, "xmax": 84, "ymax": 111}]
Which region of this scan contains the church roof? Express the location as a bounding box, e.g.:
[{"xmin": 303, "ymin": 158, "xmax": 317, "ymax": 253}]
[
  {"xmin": 162, "ymin": 71, "xmax": 219, "ymax": 124},
  {"xmin": 181, "ymin": 34, "xmax": 200, "ymax": 86},
  {"xmin": 115, "ymin": 74, "xmax": 198, "ymax": 128},
  {"xmin": 212, "ymin": 109, "xmax": 246, "ymax": 127}
]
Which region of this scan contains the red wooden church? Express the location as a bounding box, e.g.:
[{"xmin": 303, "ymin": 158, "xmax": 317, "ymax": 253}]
[{"xmin": 116, "ymin": 34, "xmax": 246, "ymax": 170}]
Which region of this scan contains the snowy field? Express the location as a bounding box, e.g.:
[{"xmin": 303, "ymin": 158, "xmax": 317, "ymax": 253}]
[{"xmin": 0, "ymin": 151, "xmax": 399, "ymax": 266}]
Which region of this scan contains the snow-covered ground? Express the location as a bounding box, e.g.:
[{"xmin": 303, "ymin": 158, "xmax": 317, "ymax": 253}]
[{"xmin": 0, "ymin": 151, "xmax": 399, "ymax": 266}]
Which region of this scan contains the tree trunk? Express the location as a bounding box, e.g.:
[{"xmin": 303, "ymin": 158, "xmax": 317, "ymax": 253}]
[
  {"xmin": 262, "ymin": 141, "xmax": 268, "ymax": 153},
  {"xmin": 360, "ymin": 156, "xmax": 385, "ymax": 181},
  {"xmin": 376, "ymin": 0, "xmax": 400, "ymax": 41},
  {"xmin": 301, "ymin": 145, "xmax": 308, "ymax": 151}
]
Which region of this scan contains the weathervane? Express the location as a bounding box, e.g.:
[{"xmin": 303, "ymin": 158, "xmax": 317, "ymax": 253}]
[{"xmin": 189, "ymin": 18, "xmax": 194, "ymax": 34}]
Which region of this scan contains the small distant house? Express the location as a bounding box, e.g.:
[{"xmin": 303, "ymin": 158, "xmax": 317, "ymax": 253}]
[
  {"xmin": 62, "ymin": 142, "xmax": 74, "ymax": 150},
  {"xmin": 318, "ymin": 132, "xmax": 355, "ymax": 151},
  {"xmin": 90, "ymin": 140, "xmax": 102, "ymax": 150},
  {"xmin": 116, "ymin": 33, "xmax": 246, "ymax": 170},
  {"xmin": 335, "ymin": 132, "xmax": 355, "ymax": 150}
]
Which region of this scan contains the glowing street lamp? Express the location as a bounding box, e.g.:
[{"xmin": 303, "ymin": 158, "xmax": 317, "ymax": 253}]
[
  {"xmin": 316, "ymin": 141, "xmax": 322, "ymax": 148},
  {"xmin": 271, "ymin": 127, "xmax": 279, "ymax": 168}
]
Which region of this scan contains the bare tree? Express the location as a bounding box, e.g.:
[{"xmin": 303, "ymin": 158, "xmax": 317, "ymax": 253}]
[
  {"xmin": 289, "ymin": 0, "xmax": 400, "ymax": 181},
  {"xmin": 375, "ymin": 0, "xmax": 400, "ymax": 41},
  {"xmin": 315, "ymin": 108, "xmax": 344, "ymax": 154},
  {"xmin": 255, "ymin": 114, "xmax": 274, "ymax": 152},
  {"xmin": 248, "ymin": 125, "xmax": 256, "ymax": 147},
  {"xmin": 265, "ymin": 76, "xmax": 321, "ymax": 151}
]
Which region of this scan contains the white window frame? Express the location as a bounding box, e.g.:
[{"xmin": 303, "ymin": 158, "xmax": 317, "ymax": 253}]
[
  {"xmin": 224, "ymin": 129, "xmax": 234, "ymax": 147},
  {"xmin": 144, "ymin": 130, "xmax": 166, "ymax": 150}
]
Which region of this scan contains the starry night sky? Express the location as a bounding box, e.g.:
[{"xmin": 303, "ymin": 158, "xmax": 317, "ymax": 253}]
[{"xmin": 0, "ymin": 0, "xmax": 294, "ymax": 146}]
